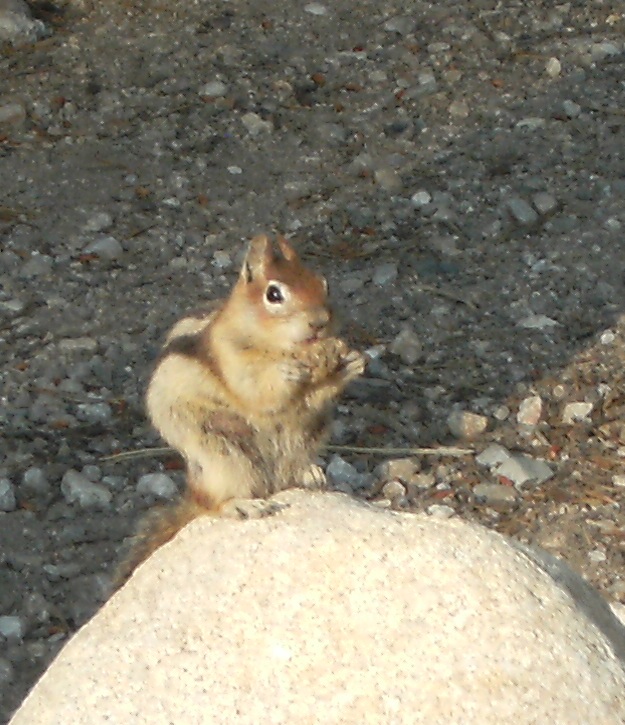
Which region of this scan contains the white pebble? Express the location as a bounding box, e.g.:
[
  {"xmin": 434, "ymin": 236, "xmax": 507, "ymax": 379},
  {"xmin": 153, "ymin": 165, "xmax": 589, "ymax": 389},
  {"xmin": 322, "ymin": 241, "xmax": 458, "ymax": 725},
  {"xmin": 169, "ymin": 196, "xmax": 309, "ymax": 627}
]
[
  {"xmin": 545, "ymin": 57, "xmax": 561, "ymax": 77},
  {"xmin": 517, "ymin": 396, "xmax": 542, "ymax": 426},
  {"xmin": 304, "ymin": 3, "xmax": 328, "ymax": 15},
  {"xmin": 426, "ymin": 504, "xmax": 455, "ymax": 519},
  {"xmin": 389, "ymin": 326, "xmax": 422, "ymax": 365},
  {"xmin": 410, "ymin": 190, "xmax": 432, "ymax": 207},
  {"xmin": 199, "ymin": 80, "xmax": 227, "ymax": 97},
  {"xmin": 562, "ymin": 402, "xmax": 594, "ymax": 425},
  {"xmin": 241, "ymin": 112, "xmax": 273, "ymax": 136},
  {"xmin": 447, "ymin": 410, "xmax": 488, "ymax": 440},
  {"xmin": 517, "ymin": 314, "xmax": 559, "ymax": 330}
]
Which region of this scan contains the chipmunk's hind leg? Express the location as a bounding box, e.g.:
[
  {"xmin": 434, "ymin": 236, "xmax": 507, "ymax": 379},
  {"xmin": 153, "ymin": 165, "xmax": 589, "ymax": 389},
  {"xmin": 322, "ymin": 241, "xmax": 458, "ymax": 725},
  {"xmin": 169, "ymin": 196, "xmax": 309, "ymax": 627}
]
[{"xmin": 219, "ymin": 497, "xmax": 288, "ymax": 519}]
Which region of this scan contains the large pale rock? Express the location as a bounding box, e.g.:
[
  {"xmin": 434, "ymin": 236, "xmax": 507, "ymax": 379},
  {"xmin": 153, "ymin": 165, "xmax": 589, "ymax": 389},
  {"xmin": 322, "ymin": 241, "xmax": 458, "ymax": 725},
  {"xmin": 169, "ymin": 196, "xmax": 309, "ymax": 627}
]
[{"xmin": 10, "ymin": 491, "xmax": 625, "ymax": 724}]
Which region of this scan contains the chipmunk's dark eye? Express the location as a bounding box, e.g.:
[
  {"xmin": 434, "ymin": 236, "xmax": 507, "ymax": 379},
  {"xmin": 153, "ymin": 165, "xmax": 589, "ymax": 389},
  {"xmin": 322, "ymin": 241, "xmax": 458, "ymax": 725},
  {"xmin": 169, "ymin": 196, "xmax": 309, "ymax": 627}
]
[{"xmin": 265, "ymin": 284, "xmax": 284, "ymax": 304}]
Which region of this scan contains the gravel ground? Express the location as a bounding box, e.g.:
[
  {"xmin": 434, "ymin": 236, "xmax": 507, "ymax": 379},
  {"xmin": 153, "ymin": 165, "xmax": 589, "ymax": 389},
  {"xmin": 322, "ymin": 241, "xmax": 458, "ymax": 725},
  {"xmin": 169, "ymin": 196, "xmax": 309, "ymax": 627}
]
[{"xmin": 2, "ymin": 0, "xmax": 625, "ymax": 719}]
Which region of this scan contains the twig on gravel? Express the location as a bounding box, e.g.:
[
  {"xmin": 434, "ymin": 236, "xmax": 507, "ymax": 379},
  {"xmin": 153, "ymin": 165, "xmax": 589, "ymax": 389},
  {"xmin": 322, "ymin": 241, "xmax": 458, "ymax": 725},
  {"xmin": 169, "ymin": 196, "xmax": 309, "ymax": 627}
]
[
  {"xmin": 101, "ymin": 443, "xmax": 474, "ymax": 464},
  {"xmin": 413, "ymin": 279, "xmax": 478, "ymax": 310},
  {"xmin": 101, "ymin": 447, "xmax": 177, "ymax": 463},
  {"xmin": 327, "ymin": 444, "xmax": 474, "ymax": 457}
]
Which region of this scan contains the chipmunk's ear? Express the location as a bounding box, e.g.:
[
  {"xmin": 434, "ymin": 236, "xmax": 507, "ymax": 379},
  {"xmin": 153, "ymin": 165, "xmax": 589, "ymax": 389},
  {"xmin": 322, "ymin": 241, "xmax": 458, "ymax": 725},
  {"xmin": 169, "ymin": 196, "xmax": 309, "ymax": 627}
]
[
  {"xmin": 241, "ymin": 234, "xmax": 273, "ymax": 282},
  {"xmin": 276, "ymin": 235, "xmax": 298, "ymax": 262}
]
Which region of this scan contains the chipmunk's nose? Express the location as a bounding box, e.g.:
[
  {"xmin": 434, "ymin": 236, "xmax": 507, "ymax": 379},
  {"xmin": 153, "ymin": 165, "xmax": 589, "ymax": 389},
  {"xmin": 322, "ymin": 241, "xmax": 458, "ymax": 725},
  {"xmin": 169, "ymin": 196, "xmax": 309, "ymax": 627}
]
[{"xmin": 309, "ymin": 308, "xmax": 331, "ymax": 335}]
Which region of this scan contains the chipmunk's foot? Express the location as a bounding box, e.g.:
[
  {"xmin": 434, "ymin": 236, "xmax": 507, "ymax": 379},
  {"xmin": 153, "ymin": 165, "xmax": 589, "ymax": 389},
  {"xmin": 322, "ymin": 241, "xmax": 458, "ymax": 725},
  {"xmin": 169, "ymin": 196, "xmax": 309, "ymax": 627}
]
[
  {"xmin": 300, "ymin": 463, "xmax": 327, "ymax": 490},
  {"xmin": 220, "ymin": 497, "xmax": 287, "ymax": 520},
  {"xmin": 339, "ymin": 349, "xmax": 366, "ymax": 383}
]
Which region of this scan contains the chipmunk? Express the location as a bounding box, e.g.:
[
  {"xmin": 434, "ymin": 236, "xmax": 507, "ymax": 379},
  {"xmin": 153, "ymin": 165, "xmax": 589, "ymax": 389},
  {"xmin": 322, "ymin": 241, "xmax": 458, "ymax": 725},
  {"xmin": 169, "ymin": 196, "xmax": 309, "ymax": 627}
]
[{"xmin": 115, "ymin": 233, "xmax": 365, "ymax": 585}]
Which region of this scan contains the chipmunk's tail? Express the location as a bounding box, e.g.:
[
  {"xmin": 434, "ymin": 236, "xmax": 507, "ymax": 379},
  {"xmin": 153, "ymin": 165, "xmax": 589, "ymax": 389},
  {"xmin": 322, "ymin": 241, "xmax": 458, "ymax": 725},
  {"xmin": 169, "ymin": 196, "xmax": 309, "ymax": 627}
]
[{"xmin": 113, "ymin": 494, "xmax": 211, "ymax": 591}]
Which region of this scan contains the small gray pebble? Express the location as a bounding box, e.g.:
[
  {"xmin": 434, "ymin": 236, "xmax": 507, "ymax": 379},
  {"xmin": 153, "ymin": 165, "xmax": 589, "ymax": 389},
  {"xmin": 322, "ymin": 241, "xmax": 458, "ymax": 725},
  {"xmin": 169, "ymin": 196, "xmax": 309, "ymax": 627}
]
[
  {"xmin": 240, "ymin": 112, "xmax": 273, "ymax": 136},
  {"xmin": 506, "ymin": 197, "xmax": 539, "ymax": 226},
  {"xmin": 136, "ymin": 472, "xmax": 178, "ymax": 499},
  {"xmin": 61, "ymin": 470, "xmax": 113, "ymax": 508},
  {"xmin": 476, "ymin": 444, "xmax": 511, "ymax": 469},
  {"xmin": 81, "ymin": 465, "xmax": 102, "ymax": 482},
  {"xmin": 383, "ymin": 16, "xmax": 414, "ymax": 34},
  {"xmin": 0, "ymin": 616, "xmax": 24, "ymax": 642},
  {"xmin": 22, "ymin": 591, "xmax": 50, "ymax": 625},
  {"xmin": 0, "ymin": 298, "xmax": 26, "ymax": 316},
  {"xmin": 20, "ymin": 254, "xmax": 53, "ymax": 278},
  {"xmin": 83, "ymin": 211, "xmax": 113, "ymax": 233},
  {"xmin": 21, "ymin": 467, "xmax": 49, "ymax": 493},
  {"xmin": 448, "ymin": 100, "xmax": 469, "ymax": 118},
  {"xmin": 76, "ymin": 402, "xmax": 112, "ymax": 423},
  {"xmin": 43, "ymin": 563, "xmax": 83, "ymax": 581},
  {"xmin": 372, "ymin": 262, "xmax": 398, "ymax": 287},
  {"xmin": 0, "ymin": 0, "xmax": 46, "ymax": 44},
  {"xmin": 497, "ymin": 455, "xmax": 553, "ymax": 489},
  {"xmin": 562, "ymin": 100, "xmax": 581, "ymax": 119},
  {"xmin": 532, "ymin": 192, "xmax": 557, "ymax": 216},
  {"xmin": 83, "ymin": 236, "xmax": 124, "ymax": 260},
  {"xmin": 426, "ymin": 504, "xmax": 455, "ymax": 519},
  {"xmin": 101, "ymin": 475, "xmax": 128, "ymax": 491},
  {"xmin": 0, "ymin": 101, "xmax": 26, "ymax": 127},
  {"xmin": 326, "ymin": 455, "xmax": 366, "ymax": 490},
  {"xmin": 212, "ymin": 250, "xmax": 232, "ymax": 269},
  {"xmin": 473, "ymin": 483, "xmax": 517, "ymax": 505},
  {"xmin": 0, "ymin": 657, "xmax": 14, "ymax": 685},
  {"xmin": 0, "ymin": 479, "xmax": 16, "ymax": 512},
  {"xmin": 374, "ymin": 168, "xmax": 403, "ymax": 193},
  {"xmin": 590, "ymin": 42, "xmax": 620, "ymax": 62},
  {"xmin": 58, "ymin": 337, "xmax": 99, "ymax": 354}
]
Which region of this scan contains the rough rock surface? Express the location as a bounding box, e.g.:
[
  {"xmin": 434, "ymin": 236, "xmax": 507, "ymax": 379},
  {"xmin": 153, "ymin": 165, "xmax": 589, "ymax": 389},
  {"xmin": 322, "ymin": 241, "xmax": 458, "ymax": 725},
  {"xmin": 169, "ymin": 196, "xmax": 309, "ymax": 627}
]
[{"xmin": 10, "ymin": 491, "xmax": 625, "ymax": 725}]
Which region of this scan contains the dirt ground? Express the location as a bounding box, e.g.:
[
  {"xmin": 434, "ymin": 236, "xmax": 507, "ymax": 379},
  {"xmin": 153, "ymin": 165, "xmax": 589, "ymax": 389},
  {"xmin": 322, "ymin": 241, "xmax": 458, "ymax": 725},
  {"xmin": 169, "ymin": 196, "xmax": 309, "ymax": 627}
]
[{"xmin": 1, "ymin": 0, "xmax": 625, "ymax": 720}]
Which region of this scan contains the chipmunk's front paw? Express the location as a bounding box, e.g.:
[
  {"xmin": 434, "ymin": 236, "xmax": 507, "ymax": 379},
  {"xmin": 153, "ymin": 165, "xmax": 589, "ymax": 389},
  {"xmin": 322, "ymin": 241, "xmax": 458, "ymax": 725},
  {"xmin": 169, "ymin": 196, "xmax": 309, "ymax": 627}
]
[
  {"xmin": 305, "ymin": 337, "xmax": 349, "ymax": 380},
  {"xmin": 220, "ymin": 497, "xmax": 287, "ymax": 520},
  {"xmin": 339, "ymin": 349, "xmax": 366, "ymax": 383}
]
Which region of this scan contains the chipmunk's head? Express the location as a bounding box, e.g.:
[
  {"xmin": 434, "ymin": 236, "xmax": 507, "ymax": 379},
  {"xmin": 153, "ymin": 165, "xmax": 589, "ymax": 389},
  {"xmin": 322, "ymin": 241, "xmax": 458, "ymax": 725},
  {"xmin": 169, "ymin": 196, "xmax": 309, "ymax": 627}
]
[{"xmin": 231, "ymin": 234, "xmax": 333, "ymax": 351}]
